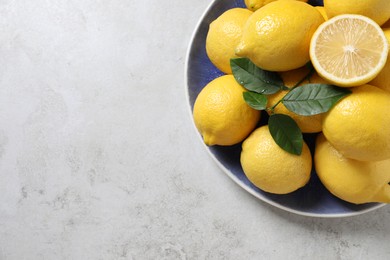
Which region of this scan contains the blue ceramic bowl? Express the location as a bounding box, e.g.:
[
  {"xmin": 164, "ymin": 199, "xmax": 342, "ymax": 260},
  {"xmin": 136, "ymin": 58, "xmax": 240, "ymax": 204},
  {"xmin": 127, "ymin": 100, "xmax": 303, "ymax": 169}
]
[{"xmin": 185, "ymin": 0, "xmax": 386, "ymax": 217}]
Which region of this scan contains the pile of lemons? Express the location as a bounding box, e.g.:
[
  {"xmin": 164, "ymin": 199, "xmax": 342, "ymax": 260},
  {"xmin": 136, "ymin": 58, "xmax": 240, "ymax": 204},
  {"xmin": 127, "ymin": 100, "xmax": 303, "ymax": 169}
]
[{"xmin": 192, "ymin": 0, "xmax": 390, "ymax": 204}]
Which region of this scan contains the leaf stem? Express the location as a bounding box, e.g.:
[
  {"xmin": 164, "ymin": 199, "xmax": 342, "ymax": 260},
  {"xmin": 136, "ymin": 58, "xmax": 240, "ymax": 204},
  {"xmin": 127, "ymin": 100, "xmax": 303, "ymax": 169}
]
[
  {"xmin": 267, "ymin": 64, "xmax": 315, "ymax": 113},
  {"xmin": 266, "ymin": 64, "xmax": 315, "ymax": 114},
  {"xmin": 270, "ymin": 99, "xmax": 283, "ymax": 111},
  {"xmin": 291, "ymin": 67, "xmax": 315, "ymax": 91}
]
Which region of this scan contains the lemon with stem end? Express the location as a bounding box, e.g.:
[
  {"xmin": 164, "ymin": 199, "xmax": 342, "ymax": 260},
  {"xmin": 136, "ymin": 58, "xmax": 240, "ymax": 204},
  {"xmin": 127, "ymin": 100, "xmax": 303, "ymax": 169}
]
[
  {"xmin": 315, "ymin": 134, "xmax": 390, "ymax": 204},
  {"xmin": 236, "ymin": 0, "xmax": 324, "ymax": 71},
  {"xmin": 205, "ymin": 8, "xmax": 252, "ymax": 74},
  {"xmin": 241, "ymin": 125, "xmax": 312, "ymax": 194},
  {"xmin": 193, "ymin": 75, "xmax": 261, "ymax": 146}
]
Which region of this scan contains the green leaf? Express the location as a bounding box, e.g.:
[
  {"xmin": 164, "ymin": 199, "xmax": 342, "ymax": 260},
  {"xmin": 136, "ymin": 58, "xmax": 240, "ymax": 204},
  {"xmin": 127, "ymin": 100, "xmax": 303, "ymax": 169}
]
[
  {"xmin": 230, "ymin": 58, "xmax": 284, "ymax": 95},
  {"xmin": 268, "ymin": 114, "xmax": 303, "ymax": 155},
  {"xmin": 282, "ymin": 84, "xmax": 351, "ymax": 116},
  {"xmin": 243, "ymin": 92, "xmax": 267, "ymax": 110}
]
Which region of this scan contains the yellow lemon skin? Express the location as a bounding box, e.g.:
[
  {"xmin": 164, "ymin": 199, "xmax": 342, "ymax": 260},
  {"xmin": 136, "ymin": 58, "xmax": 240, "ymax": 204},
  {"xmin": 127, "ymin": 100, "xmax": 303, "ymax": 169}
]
[
  {"xmin": 193, "ymin": 75, "xmax": 260, "ymax": 146},
  {"xmin": 370, "ymin": 28, "xmax": 390, "ymax": 92},
  {"xmin": 315, "ymin": 6, "xmax": 328, "ymax": 21},
  {"xmin": 324, "ymin": 0, "xmax": 390, "ymax": 26},
  {"xmin": 244, "ymin": 0, "xmax": 275, "ymax": 11},
  {"xmin": 267, "ymin": 66, "xmax": 329, "ymax": 133},
  {"xmin": 205, "ymin": 8, "xmax": 252, "ymax": 74},
  {"xmin": 236, "ymin": 0, "xmax": 324, "ymax": 71},
  {"xmin": 323, "ymin": 84, "xmax": 390, "ymax": 161},
  {"xmin": 244, "ymin": 0, "xmax": 307, "ymax": 12},
  {"xmin": 241, "ymin": 126, "xmax": 312, "ymax": 194},
  {"xmin": 315, "ymin": 134, "xmax": 390, "ymax": 204}
]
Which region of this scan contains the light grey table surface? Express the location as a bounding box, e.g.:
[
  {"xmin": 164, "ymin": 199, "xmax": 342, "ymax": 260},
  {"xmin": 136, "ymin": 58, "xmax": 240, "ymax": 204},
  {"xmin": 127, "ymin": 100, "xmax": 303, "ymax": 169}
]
[{"xmin": 0, "ymin": 0, "xmax": 389, "ymax": 259}]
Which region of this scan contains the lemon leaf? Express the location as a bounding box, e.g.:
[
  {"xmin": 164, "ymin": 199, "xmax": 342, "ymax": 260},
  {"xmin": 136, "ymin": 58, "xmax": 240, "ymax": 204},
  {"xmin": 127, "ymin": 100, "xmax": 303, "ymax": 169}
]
[
  {"xmin": 282, "ymin": 84, "xmax": 351, "ymax": 116},
  {"xmin": 268, "ymin": 114, "xmax": 303, "ymax": 155},
  {"xmin": 230, "ymin": 58, "xmax": 284, "ymax": 94},
  {"xmin": 243, "ymin": 92, "xmax": 267, "ymax": 110}
]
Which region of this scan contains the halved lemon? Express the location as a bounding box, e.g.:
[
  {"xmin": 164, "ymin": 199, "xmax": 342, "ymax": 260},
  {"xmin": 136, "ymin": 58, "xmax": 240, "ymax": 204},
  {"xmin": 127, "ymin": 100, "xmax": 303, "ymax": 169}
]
[{"xmin": 310, "ymin": 14, "xmax": 389, "ymax": 87}]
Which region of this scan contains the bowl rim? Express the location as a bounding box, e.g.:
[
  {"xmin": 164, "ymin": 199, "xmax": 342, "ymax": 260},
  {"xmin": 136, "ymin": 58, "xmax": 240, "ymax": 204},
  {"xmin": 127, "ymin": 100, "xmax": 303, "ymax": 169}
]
[{"xmin": 183, "ymin": 0, "xmax": 387, "ymax": 218}]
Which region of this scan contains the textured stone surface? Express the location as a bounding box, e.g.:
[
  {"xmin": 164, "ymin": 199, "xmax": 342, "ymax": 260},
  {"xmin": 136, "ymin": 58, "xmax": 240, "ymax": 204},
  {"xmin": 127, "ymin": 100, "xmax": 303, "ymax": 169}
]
[{"xmin": 0, "ymin": 0, "xmax": 389, "ymax": 259}]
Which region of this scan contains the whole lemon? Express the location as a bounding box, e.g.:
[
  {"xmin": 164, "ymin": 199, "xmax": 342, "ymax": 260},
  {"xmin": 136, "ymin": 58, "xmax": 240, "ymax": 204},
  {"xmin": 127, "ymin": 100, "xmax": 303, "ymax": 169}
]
[
  {"xmin": 193, "ymin": 75, "xmax": 260, "ymax": 146},
  {"xmin": 323, "ymin": 84, "xmax": 390, "ymax": 161},
  {"xmin": 205, "ymin": 8, "xmax": 252, "ymax": 74},
  {"xmin": 241, "ymin": 126, "xmax": 312, "ymax": 194},
  {"xmin": 244, "ymin": 0, "xmax": 307, "ymax": 12},
  {"xmin": 315, "ymin": 134, "xmax": 390, "ymax": 204},
  {"xmin": 267, "ymin": 66, "xmax": 328, "ymax": 133},
  {"xmin": 370, "ymin": 28, "xmax": 390, "ymax": 92},
  {"xmin": 324, "ymin": 0, "xmax": 390, "ymax": 26},
  {"xmin": 236, "ymin": 0, "xmax": 324, "ymax": 71}
]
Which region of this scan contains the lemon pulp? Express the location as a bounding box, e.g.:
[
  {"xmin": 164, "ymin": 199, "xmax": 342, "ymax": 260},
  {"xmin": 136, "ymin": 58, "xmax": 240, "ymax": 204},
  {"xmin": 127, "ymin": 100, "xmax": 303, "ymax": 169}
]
[{"xmin": 310, "ymin": 14, "xmax": 389, "ymax": 87}]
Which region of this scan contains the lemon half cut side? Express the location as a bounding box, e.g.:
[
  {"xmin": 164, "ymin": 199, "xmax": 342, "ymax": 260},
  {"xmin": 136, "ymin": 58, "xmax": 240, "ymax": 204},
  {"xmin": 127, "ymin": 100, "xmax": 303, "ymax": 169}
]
[{"xmin": 310, "ymin": 14, "xmax": 389, "ymax": 87}]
